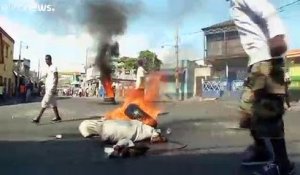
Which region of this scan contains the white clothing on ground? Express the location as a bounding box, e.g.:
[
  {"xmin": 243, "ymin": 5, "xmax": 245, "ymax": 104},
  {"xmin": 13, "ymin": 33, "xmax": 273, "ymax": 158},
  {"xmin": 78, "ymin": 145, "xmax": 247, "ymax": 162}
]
[
  {"xmin": 79, "ymin": 119, "xmax": 160, "ymax": 143},
  {"xmin": 230, "ymin": 0, "xmax": 286, "ymax": 66}
]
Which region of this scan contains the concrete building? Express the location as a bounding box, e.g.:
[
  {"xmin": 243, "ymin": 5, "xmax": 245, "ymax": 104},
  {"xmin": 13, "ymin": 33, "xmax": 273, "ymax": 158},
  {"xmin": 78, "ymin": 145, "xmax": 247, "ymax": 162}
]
[
  {"xmin": 0, "ymin": 27, "xmax": 15, "ymax": 97},
  {"xmin": 13, "ymin": 58, "xmax": 31, "ymax": 77},
  {"xmin": 202, "ymin": 20, "xmax": 248, "ymax": 83},
  {"xmin": 286, "ymin": 49, "xmax": 300, "ymax": 89},
  {"xmin": 58, "ymin": 72, "xmax": 81, "ymax": 88}
]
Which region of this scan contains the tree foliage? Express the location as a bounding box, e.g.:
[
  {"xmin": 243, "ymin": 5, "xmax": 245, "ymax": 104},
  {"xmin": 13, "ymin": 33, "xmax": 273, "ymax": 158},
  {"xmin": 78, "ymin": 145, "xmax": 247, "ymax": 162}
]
[
  {"xmin": 115, "ymin": 50, "xmax": 162, "ymax": 73},
  {"xmin": 138, "ymin": 50, "xmax": 162, "ymax": 72},
  {"xmin": 117, "ymin": 56, "xmax": 138, "ymax": 70}
]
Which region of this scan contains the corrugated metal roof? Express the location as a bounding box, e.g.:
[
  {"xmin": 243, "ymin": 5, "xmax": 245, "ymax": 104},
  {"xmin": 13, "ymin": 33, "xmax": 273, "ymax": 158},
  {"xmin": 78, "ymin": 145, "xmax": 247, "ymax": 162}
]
[
  {"xmin": 202, "ymin": 20, "xmax": 235, "ymax": 31},
  {"xmin": 287, "ymin": 49, "xmax": 300, "ymax": 58}
]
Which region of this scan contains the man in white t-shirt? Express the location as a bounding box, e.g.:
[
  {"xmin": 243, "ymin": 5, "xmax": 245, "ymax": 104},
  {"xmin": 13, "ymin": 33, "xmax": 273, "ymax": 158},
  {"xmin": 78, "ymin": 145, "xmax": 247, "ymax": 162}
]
[
  {"xmin": 230, "ymin": 0, "xmax": 294, "ymax": 173},
  {"xmin": 135, "ymin": 59, "xmax": 147, "ymax": 91},
  {"xmin": 32, "ymin": 55, "xmax": 61, "ymax": 123}
]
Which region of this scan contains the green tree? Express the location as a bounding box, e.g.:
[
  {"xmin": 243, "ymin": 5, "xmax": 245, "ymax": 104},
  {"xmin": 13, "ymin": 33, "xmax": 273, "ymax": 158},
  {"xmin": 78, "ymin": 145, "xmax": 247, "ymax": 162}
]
[
  {"xmin": 138, "ymin": 50, "xmax": 162, "ymax": 72},
  {"xmin": 118, "ymin": 56, "xmax": 138, "ymax": 70}
]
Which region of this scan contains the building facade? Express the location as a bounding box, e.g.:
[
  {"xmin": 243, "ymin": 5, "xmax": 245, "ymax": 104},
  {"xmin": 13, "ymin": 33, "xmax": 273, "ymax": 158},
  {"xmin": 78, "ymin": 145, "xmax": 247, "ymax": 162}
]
[
  {"xmin": 13, "ymin": 58, "xmax": 31, "ymax": 76},
  {"xmin": 202, "ymin": 20, "xmax": 248, "ymax": 83},
  {"xmin": 286, "ymin": 49, "xmax": 300, "ymax": 89},
  {"xmin": 0, "ymin": 27, "xmax": 15, "ymax": 97}
]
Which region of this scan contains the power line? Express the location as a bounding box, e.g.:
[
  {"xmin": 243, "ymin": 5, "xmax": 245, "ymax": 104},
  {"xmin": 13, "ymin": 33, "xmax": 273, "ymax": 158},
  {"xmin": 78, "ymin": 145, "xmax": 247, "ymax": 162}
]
[
  {"xmin": 182, "ymin": 0, "xmax": 300, "ymax": 36},
  {"xmin": 278, "ymin": 0, "xmax": 300, "ymax": 12}
]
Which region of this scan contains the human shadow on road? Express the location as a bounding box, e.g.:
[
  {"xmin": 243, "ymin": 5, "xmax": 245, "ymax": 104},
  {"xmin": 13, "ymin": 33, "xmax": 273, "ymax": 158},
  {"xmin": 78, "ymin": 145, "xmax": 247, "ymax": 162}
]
[
  {"xmin": 0, "ymin": 96, "xmax": 72, "ymax": 107},
  {"xmin": 0, "ymin": 97, "xmax": 43, "ymax": 106},
  {"xmin": 0, "ymin": 139, "xmax": 298, "ymax": 175}
]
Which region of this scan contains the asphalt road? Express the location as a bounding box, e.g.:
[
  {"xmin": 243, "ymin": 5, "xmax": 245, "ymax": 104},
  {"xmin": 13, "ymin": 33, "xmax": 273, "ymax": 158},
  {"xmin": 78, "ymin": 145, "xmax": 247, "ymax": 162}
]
[{"xmin": 0, "ymin": 97, "xmax": 300, "ymax": 175}]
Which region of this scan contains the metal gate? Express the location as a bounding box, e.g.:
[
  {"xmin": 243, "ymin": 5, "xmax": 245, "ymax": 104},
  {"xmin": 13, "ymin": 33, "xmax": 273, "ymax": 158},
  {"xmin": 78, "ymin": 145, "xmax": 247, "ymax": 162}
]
[{"xmin": 202, "ymin": 80, "xmax": 223, "ymax": 98}]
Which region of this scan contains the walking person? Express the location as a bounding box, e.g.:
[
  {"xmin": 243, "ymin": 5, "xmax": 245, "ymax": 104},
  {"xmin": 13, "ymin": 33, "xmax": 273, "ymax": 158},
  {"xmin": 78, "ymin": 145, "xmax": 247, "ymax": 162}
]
[
  {"xmin": 32, "ymin": 55, "xmax": 61, "ymax": 123},
  {"xmin": 0, "ymin": 81, "xmax": 4, "ymax": 102},
  {"xmin": 135, "ymin": 59, "xmax": 147, "ymax": 96},
  {"xmin": 229, "ymin": 0, "xmax": 295, "ymax": 174},
  {"xmin": 19, "ymin": 81, "xmax": 26, "ymax": 103},
  {"xmin": 25, "ymin": 80, "xmax": 33, "ymax": 102}
]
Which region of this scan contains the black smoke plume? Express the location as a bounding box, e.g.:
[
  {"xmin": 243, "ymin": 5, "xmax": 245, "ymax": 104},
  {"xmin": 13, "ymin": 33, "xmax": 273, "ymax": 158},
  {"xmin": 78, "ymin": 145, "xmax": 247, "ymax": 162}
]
[
  {"xmin": 84, "ymin": 0, "xmax": 127, "ymax": 78},
  {"xmin": 35, "ymin": 0, "xmax": 142, "ymax": 77}
]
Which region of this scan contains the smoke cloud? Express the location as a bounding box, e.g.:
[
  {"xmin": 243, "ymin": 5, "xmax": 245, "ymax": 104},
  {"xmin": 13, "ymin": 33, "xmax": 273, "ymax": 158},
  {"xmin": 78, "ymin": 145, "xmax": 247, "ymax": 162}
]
[
  {"xmin": 34, "ymin": 0, "xmax": 142, "ymax": 77},
  {"xmin": 83, "ymin": 0, "xmax": 127, "ymax": 78}
]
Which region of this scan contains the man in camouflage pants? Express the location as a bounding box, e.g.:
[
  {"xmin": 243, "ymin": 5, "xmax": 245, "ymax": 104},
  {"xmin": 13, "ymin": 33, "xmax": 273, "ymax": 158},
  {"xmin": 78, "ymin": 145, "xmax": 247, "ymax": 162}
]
[{"xmin": 230, "ymin": 0, "xmax": 295, "ymax": 174}]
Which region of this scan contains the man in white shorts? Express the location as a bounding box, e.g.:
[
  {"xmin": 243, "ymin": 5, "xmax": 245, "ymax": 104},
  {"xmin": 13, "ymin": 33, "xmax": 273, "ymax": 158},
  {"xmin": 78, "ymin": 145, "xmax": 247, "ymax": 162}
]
[
  {"xmin": 136, "ymin": 59, "xmax": 147, "ymax": 96},
  {"xmin": 32, "ymin": 55, "xmax": 61, "ymax": 123}
]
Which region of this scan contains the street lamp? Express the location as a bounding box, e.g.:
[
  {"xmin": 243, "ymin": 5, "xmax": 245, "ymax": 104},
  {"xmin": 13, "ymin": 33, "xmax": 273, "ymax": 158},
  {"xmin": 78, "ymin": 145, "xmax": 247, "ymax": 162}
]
[
  {"xmin": 16, "ymin": 41, "xmax": 29, "ymax": 96},
  {"xmin": 85, "ymin": 47, "xmax": 90, "ymax": 75}
]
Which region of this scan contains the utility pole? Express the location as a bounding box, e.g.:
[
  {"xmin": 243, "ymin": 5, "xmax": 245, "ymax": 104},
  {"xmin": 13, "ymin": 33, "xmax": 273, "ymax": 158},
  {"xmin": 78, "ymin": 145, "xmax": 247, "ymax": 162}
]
[
  {"xmin": 16, "ymin": 41, "xmax": 28, "ymax": 96},
  {"xmin": 85, "ymin": 48, "xmax": 89, "ymax": 74},
  {"xmin": 175, "ymin": 28, "xmax": 180, "ymax": 100},
  {"xmin": 37, "ymin": 58, "xmax": 40, "ymax": 80},
  {"xmin": 16, "ymin": 41, "xmax": 22, "ymax": 96}
]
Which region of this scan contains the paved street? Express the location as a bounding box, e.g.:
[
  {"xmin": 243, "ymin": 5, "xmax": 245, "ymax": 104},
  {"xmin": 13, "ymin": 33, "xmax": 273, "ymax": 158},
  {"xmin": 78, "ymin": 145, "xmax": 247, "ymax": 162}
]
[{"xmin": 0, "ymin": 97, "xmax": 300, "ymax": 175}]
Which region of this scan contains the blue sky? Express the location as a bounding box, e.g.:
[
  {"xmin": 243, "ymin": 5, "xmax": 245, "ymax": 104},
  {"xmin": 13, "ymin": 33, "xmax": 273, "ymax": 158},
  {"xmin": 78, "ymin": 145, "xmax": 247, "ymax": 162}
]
[{"xmin": 0, "ymin": 0, "xmax": 299, "ymax": 72}]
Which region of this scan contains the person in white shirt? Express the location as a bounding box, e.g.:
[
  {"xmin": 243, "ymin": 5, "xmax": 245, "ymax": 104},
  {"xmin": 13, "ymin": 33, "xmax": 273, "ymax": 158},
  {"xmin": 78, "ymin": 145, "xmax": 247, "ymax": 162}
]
[
  {"xmin": 230, "ymin": 0, "xmax": 294, "ymax": 173},
  {"xmin": 135, "ymin": 59, "xmax": 147, "ymax": 94},
  {"xmin": 32, "ymin": 55, "xmax": 61, "ymax": 123}
]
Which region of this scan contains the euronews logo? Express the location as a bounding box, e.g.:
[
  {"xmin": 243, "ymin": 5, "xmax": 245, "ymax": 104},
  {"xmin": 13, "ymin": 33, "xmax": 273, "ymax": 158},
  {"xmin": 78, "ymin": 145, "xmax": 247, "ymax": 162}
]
[
  {"xmin": 30, "ymin": 4, "xmax": 55, "ymax": 12},
  {"xmin": 0, "ymin": 2, "xmax": 55, "ymax": 12}
]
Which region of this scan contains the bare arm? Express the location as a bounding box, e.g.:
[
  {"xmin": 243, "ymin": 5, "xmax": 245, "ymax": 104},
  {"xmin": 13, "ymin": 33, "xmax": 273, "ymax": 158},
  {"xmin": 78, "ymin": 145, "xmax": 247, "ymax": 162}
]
[
  {"xmin": 54, "ymin": 72, "xmax": 58, "ymax": 90},
  {"xmin": 242, "ymin": 0, "xmax": 287, "ymax": 56}
]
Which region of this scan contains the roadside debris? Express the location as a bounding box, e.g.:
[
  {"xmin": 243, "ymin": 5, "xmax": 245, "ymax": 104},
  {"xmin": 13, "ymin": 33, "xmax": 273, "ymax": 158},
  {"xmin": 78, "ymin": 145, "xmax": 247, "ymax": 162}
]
[{"xmin": 55, "ymin": 134, "xmax": 62, "ymax": 139}]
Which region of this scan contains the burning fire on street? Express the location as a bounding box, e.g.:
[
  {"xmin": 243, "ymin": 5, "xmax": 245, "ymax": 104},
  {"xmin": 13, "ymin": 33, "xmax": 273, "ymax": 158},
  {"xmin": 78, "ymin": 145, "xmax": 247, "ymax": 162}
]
[{"xmin": 105, "ymin": 73, "xmax": 163, "ymax": 127}]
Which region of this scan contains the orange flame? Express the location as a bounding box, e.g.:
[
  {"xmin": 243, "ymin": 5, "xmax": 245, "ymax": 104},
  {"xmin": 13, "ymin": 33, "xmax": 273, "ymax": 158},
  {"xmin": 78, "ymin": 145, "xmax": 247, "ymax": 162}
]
[
  {"xmin": 102, "ymin": 76, "xmax": 114, "ymax": 98},
  {"xmin": 105, "ymin": 73, "xmax": 162, "ymax": 127}
]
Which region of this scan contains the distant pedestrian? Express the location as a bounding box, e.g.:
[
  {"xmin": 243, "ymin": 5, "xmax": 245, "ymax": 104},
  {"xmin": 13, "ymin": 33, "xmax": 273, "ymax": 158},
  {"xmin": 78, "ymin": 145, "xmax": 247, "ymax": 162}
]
[
  {"xmin": 85, "ymin": 88, "xmax": 89, "ymax": 97},
  {"xmin": 136, "ymin": 59, "xmax": 147, "ymax": 96},
  {"xmin": 19, "ymin": 82, "xmax": 26, "ymax": 103},
  {"xmin": 32, "ymin": 55, "xmax": 62, "ymax": 123},
  {"xmin": 79, "ymin": 88, "xmax": 83, "ymax": 97},
  {"xmin": 0, "ymin": 82, "xmax": 4, "ymax": 101},
  {"xmin": 25, "ymin": 80, "xmax": 33, "ymax": 102}
]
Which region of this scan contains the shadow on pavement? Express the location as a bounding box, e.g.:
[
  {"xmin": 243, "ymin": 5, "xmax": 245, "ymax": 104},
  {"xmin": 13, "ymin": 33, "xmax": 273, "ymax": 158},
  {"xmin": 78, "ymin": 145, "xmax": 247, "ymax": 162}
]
[
  {"xmin": 0, "ymin": 96, "xmax": 72, "ymax": 107},
  {"xmin": 37, "ymin": 116, "xmax": 104, "ymax": 126},
  {"xmin": 0, "ymin": 97, "xmax": 42, "ymax": 106},
  {"xmin": 56, "ymin": 96, "xmax": 72, "ymax": 100},
  {"xmin": 0, "ymin": 138, "xmax": 296, "ymax": 175}
]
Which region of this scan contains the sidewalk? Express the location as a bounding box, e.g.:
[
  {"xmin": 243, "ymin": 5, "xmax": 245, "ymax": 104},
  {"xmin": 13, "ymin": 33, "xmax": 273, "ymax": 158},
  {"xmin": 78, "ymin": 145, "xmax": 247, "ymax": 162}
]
[{"xmin": 0, "ymin": 96, "xmax": 42, "ymax": 106}]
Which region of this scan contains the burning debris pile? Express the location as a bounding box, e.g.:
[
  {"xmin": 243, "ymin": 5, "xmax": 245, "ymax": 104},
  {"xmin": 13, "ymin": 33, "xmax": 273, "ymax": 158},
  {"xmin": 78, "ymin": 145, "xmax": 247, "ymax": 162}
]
[
  {"xmin": 96, "ymin": 42, "xmax": 119, "ymax": 103},
  {"xmin": 78, "ymin": 73, "xmax": 165, "ymax": 158},
  {"xmin": 77, "ymin": 1, "xmax": 165, "ymax": 156},
  {"xmin": 82, "ymin": 0, "xmax": 163, "ymax": 126},
  {"xmin": 105, "ymin": 73, "xmax": 162, "ymax": 127},
  {"xmin": 84, "ymin": 0, "xmax": 129, "ymax": 103}
]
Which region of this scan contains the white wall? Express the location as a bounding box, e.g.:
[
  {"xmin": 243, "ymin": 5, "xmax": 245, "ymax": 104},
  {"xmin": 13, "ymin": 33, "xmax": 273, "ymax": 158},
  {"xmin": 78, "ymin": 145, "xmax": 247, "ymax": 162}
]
[{"xmin": 193, "ymin": 67, "xmax": 212, "ymax": 96}]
